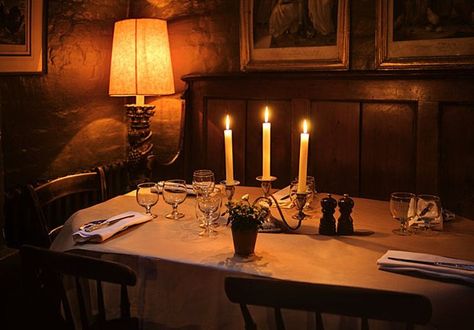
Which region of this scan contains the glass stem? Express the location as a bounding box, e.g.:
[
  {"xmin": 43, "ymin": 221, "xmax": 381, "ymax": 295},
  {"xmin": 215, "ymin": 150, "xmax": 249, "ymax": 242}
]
[{"xmin": 146, "ymin": 206, "xmax": 151, "ymax": 214}]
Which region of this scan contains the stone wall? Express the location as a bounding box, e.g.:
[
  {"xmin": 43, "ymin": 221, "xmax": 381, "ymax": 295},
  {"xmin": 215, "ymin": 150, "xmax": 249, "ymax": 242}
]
[{"xmin": 0, "ymin": 0, "xmax": 129, "ymax": 188}]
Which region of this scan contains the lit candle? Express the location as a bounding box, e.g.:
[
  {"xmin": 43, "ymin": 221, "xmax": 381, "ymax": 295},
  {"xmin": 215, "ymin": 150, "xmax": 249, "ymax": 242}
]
[
  {"xmin": 262, "ymin": 106, "xmax": 271, "ymax": 179},
  {"xmin": 224, "ymin": 115, "xmax": 234, "ymax": 185},
  {"xmin": 297, "ymin": 120, "xmax": 309, "ymax": 193}
]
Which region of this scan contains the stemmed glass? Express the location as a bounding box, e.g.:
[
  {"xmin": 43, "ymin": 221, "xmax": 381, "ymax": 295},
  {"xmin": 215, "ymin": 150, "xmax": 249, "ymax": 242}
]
[
  {"xmin": 197, "ymin": 187, "xmax": 222, "ymax": 237},
  {"xmin": 162, "ymin": 179, "xmax": 187, "ymax": 220},
  {"xmin": 416, "ymin": 194, "xmax": 441, "ymax": 236},
  {"xmin": 136, "ymin": 182, "xmax": 159, "ymax": 218},
  {"xmin": 389, "ymin": 192, "xmax": 416, "ymax": 235},
  {"xmin": 192, "ymin": 169, "xmax": 215, "ymax": 196}
]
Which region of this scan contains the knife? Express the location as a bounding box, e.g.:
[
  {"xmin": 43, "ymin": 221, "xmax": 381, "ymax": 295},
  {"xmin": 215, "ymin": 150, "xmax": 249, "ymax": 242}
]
[
  {"xmin": 388, "ymin": 257, "xmax": 474, "ymax": 272},
  {"xmin": 83, "ymin": 214, "xmax": 135, "ymax": 232}
]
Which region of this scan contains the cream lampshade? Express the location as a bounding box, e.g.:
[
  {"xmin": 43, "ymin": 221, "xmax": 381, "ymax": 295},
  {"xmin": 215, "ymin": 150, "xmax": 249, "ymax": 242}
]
[
  {"xmin": 108, "ymin": 18, "xmax": 175, "ymax": 182},
  {"xmin": 109, "ymin": 18, "xmax": 175, "ymax": 103}
]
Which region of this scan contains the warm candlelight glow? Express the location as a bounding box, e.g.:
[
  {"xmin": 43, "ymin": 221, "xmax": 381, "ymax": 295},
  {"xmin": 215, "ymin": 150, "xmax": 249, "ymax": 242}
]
[
  {"xmin": 224, "ymin": 115, "xmax": 234, "ymax": 185},
  {"xmin": 297, "ymin": 119, "xmax": 310, "ymax": 194},
  {"xmin": 262, "ymin": 106, "xmax": 271, "ymax": 179}
]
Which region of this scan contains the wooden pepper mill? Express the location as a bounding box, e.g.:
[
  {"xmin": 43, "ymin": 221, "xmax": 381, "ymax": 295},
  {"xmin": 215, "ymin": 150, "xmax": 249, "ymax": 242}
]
[
  {"xmin": 319, "ymin": 194, "xmax": 337, "ymax": 235},
  {"xmin": 337, "ymin": 194, "xmax": 354, "ymax": 235}
]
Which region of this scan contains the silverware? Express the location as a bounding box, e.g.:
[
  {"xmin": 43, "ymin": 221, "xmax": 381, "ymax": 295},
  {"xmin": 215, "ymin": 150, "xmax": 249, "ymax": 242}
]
[
  {"xmin": 82, "ymin": 214, "xmax": 135, "ymax": 232},
  {"xmin": 279, "ymin": 194, "xmax": 290, "ymax": 201},
  {"xmin": 388, "ymin": 257, "xmax": 474, "ymax": 272}
]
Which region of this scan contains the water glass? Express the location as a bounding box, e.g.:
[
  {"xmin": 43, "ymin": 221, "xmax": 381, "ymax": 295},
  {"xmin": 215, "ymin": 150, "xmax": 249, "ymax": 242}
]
[
  {"xmin": 162, "ymin": 179, "xmax": 187, "ymax": 220},
  {"xmin": 136, "ymin": 182, "xmax": 159, "ymax": 218},
  {"xmin": 416, "ymin": 194, "xmax": 441, "ymax": 235},
  {"xmin": 192, "ymin": 169, "xmax": 215, "ymax": 196},
  {"xmin": 389, "ymin": 192, "xmax": 416, "ymax": 235},
  {"xmin": 197, "ymin": 187, "xmax": 222, "ymax": 237}
]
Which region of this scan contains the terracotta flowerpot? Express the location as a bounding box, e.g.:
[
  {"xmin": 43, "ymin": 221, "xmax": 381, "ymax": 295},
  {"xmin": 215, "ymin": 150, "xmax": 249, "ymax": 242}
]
[{"xmin": 231, "ymin": 227, "xmax": 258, "ymax": 257}]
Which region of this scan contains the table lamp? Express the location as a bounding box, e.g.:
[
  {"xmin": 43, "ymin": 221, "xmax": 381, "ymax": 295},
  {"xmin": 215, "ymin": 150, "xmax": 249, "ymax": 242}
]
[{"xmin": 109, "ymin": 18, "xmax": 174, "ymax": 174}]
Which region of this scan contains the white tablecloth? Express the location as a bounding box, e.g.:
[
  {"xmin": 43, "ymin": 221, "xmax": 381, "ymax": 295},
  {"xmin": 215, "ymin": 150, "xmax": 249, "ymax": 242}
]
[{"xmin": 52, "ymin": 187, "xmax": 474, "ymax": 329}]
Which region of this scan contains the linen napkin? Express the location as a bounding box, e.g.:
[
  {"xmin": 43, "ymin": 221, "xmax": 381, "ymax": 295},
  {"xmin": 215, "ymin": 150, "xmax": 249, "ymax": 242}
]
[
  {"xmin": 157, "ymin": 181, "xmax": 195, "ymax": 195},
  {"xmin": 377, "ymin": 250, "xmax": 474, "ymax": 284},
  {"xmin": 73, "ymin": 211, "xmax": 152, "ymax": 243},
  {"xmin": 272, "ymin": 185, "xmax": 293, "ymax": 209}
]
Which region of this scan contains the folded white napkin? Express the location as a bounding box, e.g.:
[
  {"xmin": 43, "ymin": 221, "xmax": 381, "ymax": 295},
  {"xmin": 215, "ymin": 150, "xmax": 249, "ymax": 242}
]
[
  {"xmin": 377, "ymin": 250, "xmax": 474, "ymax": 284},
  {"xmin": 272, "ymin": 185, "xmax": 293, "ymax": 209},
  {"xmin": 157, "ymin": 181, "xmax": 195, "ymax": 195},
  {"xmin": 73, "ymin": 211, "xmax": 152, "ymax": 243}
]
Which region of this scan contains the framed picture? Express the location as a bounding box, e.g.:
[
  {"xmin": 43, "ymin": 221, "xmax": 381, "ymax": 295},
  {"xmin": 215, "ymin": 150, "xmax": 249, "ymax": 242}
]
[
  {"xmin": 376, "ymin": 0, "xmax": 474, "ymax": 69},
  {"xmin": 240, "ymin": 0, "xmax": 349, "ymax": 71},
  {"xmin": 0, "ymin": 0, "xmax": 45, "ymax": 73}
]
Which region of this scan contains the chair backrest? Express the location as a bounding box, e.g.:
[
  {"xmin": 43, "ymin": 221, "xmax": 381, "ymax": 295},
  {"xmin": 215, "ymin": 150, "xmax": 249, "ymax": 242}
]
[
  {"xmin": 27, "ymin": 170, "xmax": 106, "ymax": 245},
  {"xmin": 225, "ymin": 277, "xmax": 432, "ymax": 330},
  {"xmin": 20, "ymin": 245, "xmax": 137, "ymax": 330}
]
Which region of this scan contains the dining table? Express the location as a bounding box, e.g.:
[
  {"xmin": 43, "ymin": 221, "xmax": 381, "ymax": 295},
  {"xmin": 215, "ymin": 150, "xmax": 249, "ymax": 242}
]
[{"xmin": 51, "ymin": 186, "xmax": 474, "ymax": 330}]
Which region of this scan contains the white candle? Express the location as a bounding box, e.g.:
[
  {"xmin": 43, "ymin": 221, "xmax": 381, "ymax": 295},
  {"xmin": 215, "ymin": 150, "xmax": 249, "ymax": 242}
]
[
  {"xmin": 297, "ymin": 120, "xmax": 309, "ymax": 193},
  {"xmin": 262, "ymin": 106, "xmax": 271, "ymax": 179},
  {"xmin": 224, "ymin": 115, "xmax": 234, "ymax": 185}
]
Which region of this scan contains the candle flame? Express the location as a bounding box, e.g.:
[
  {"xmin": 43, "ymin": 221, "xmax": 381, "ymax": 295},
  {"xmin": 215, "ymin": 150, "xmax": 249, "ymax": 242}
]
[
  {"xmin": 264, "ymin": 106, "xmax": 269, "ymax": 123},
  {"xmin": 303, "ymin": 120, "xmax": 308, "ymax": 134},
  {"xmin": 226, "ymin": 115, "xmax": 230, "ymax": 130}
]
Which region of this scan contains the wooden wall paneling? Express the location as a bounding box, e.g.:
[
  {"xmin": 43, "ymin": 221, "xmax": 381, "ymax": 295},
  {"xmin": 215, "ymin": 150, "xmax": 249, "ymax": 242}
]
[
  {"xmin": 439, "ymin": 104, "xmax": 474, "ymax": 219},
  {"xmin": 310, "ymin": 101, "xmax": 360, "ymax": 196},
  {"xmin": 416, "ymin": 102, "xmax": 439, "ymax": 194},
  {"xmin": 360, "ymin": 102, "xmax": 417, "ymax": 200},
  {"xmin": 185, "ymin": 81, "xmax": 206, "ymax": 180},
  {"xmin": 290, "ymin": 99, "xmax": 311, "ymax": 181},
  {"xmin": 206, "ymin": 99, "xmax": 247, "ymax": 183},
  {"xmin": 246, "ymin": 100, "xmax": 292, "ymax": 188}
]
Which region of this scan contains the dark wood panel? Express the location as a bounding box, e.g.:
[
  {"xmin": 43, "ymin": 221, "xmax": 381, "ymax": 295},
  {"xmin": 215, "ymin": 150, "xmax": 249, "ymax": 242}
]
[
  {"xmin": 206, "ymin": 99, "xmax": 246, "ymax": 183},
  {"xmin": 246, "ymin": 100, "xmax": 292, "ymax": 188},
  {"xmin": 310, "ymin": 102, "xmax": 360, "ymax": 196},
  {"xmin": 416, "ymin": 102, "xmax": 439, "ymax": 194},
  {"xmin": 440, "ymin": 104, "xmax": 474, "ymax": 219},
  {"xmin": 182, "ymin": 73, "xmax": 474, "ymax": 218},
  {"xmin": 360, "ymin": 103, "xmax": 416, "ymax": 199}
]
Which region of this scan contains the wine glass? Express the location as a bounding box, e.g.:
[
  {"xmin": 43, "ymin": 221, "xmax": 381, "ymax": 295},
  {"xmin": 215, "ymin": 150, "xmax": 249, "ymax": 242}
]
[
  {"xmin": 162, "ymin": 179, "xmax": 187, "ymax": 220},
  {"xmin": 389, "ymin": 192, "xmax": 416, "ymax": 236},
  {"xmin": 197, "ymin": 187, "xmax": 222, "ymax": 237},
  {"xmin": 416, "ymin": 194, "xmax": 441, "ymax": 236},
  {"xmin": 192, "ymin": 169, "xmax": 215, "ymax": 196},
  {"xmin": 136, "ymin": 182, "xmax": 159, "ymax": 218}
]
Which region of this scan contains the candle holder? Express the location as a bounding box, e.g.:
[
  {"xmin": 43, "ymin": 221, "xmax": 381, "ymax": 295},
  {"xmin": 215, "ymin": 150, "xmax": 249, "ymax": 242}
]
[
  {"xmin": 293, "ymin": 192, "xmax": 310, "ymax": 221},
  {"xmin": 220, "ymin": 180, "xmax": 240, "ymax": 214},
  {"xmin": 253, "ymin": 176, "xmax": 308, "ymax": 231}
]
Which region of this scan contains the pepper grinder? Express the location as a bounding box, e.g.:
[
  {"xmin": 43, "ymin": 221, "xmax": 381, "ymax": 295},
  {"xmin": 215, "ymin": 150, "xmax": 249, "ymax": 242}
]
[
  {"xmin": 337, "ymin": 194, "xmax": 354, "ymax": 235},
  {"xmin": 319, "ymin": 194, "xmax": 337, "ymax": 235}
]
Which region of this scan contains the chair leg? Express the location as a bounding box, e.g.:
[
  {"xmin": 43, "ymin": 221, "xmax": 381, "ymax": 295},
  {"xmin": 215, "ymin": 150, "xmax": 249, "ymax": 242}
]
[
  {"xmin": 361, "ymin": 317, "xmax": 369, "ymax": 330},
  {"xmin": 240, "ymin": 304, "xmax": 256, "ymax": 330},
  {"xmin": 275, "ymin": 308, "xmax": 285, "ymax": 330},
  {"xmin": 315, "ymin": 312, "xmax": 324, "ymax": 330}
]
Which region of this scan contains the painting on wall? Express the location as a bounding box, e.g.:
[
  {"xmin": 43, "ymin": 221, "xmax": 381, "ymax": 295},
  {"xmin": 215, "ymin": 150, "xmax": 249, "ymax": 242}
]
[
  {"xmin": 376, "ymin": 0, "xmax": 474, "ymax": 69},
  {"xmin": 240, "ymin": 0, "xmax": 349, "ymax": 71},
  {"xmin": 0, "ymin": 0, "xmax": 45, "ymax": 73}
]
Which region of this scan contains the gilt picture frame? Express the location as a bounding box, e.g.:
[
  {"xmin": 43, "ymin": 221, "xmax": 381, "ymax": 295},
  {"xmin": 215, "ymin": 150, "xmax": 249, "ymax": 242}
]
[
  {"xmin": 240, "ymin": 0, "xmax": 349, "ymax": 71},
  {"xmin": 376, "ymin": 0, "xmax": 474, "ymax": 69},
  {"xmin": 0, "ymin": 0, "xmax": 45, "ymax": 73}
]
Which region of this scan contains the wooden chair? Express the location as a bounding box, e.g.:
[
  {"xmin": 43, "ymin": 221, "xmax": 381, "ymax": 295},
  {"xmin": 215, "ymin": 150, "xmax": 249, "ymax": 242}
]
[
  {"xmin": 20, "ymin": 245, "xmax": 138, "ymax": 330},
  {"xmin": 27, "ymin": 170, "xmax": 106, "ymax": 246},
  {"xmin": 225, "ymin": 277, "xmax": 432, "ymax": 330}
]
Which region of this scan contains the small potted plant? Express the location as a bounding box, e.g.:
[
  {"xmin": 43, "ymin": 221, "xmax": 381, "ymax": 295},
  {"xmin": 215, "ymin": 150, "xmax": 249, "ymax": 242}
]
[{"xmin": 227, "ymin": 200, "xmax": 269, "ymax": 257}]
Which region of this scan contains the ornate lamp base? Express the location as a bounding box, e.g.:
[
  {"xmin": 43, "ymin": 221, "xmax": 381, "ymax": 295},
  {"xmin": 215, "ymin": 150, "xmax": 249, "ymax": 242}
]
[{"xmin": 125, "ymin": 104, "xmax": 156, "ymax": 186}]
